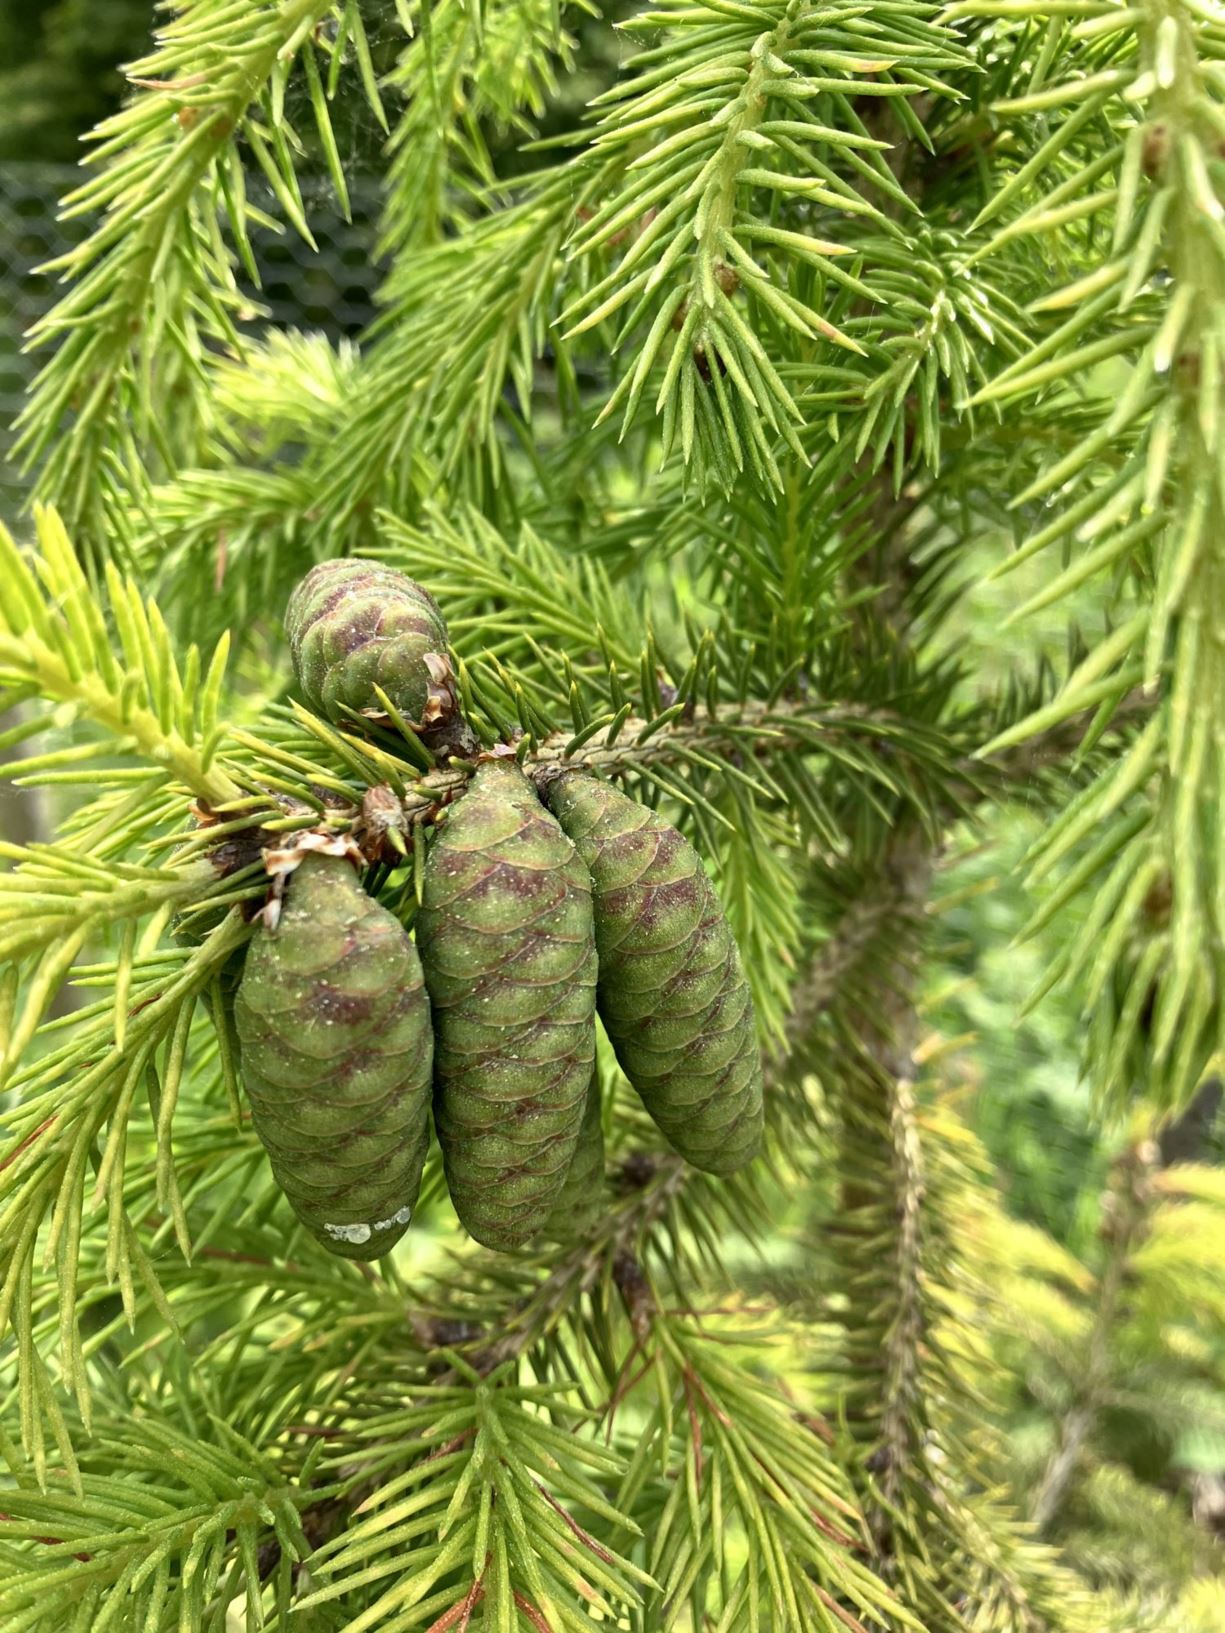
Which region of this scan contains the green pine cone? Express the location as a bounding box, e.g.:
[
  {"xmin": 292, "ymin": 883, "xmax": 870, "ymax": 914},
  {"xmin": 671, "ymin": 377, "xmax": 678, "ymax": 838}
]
[
  {"xmin": 233, "ymin": 853, "xmax": 433, "ymax": 1259},
  {"xmin": 544, "ymin": 775, "xmax": 763, "ymax": 1174},
  {"xmin": 417, "ymin": 760, "xmax": 597, "ymax": 1250},
  {"xmin": 541, "ymin": 1069, "xmax": 606, "ymax": 1242},
  {"xmin": 286, "ymin": 557, "xmax": 448, "ymax": 725}
]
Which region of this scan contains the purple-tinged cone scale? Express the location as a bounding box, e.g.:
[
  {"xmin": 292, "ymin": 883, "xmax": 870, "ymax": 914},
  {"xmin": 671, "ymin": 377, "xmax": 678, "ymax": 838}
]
[
  {"xmin": 544, "ymin": 775, "xmax": 763, "ymax": 1174},
  {"xmin": 286, "ymin": 557, "xmax": 448, "ymax": 725},
  {"xmin": 417, "ymin": 761, "xmax": 597, "ymax": 1250},
  {"xmin": 234, "ymin": 854, "xmax": 433, "ymax": 1260}
]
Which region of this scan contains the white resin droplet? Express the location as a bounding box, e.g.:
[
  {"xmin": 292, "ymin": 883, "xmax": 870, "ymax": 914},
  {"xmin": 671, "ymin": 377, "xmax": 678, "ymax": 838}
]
[
  {"xmin": 371, "ymin": 1204, "xmax": 413, "ymax": 1231},
  {"xmin": 324, "ymin": 1202, "xmax": 412, "ymax": 1245}
]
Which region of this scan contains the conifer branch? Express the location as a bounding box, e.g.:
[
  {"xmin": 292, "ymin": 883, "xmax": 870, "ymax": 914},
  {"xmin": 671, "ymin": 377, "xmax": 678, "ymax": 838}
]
[
  {"xmin": 213, "ymin": 680, "xmax": 1132, "ymax": 882},
  {"xmin": 317, "ymin": 191, "xmax": 580, "ymax": 520},
  {"xmin": 825, "ymin": 826, "xmax": 931, "ymax": 1522},
  {"xmin": 379, "ymin": 0, "xmax": 581, "ymax": 255},
  {"xmin": 295, "ymin": 1370, "xmax": 653, "ymax": 1633},
  {"xmin": 983, "ymin": 1135, "xmax": 1225, "ymax": 1604},
  {"xmin": 959, "ymin": 0, "xmax": 1225, "ymax": 1115},
  {"xmin": 800, "ymin": 416, "xmax": 1098, "ymax": 1620},
  {"xmin": 0, "ymin": 509, "xmax": 239, "ymax": 806},
  {"xmin": 0, "ymin": 1416, "xmax": 318, "ymax": 1628},
  {"xmin": 1031, "ymin": 1139, "xmax": 1157, "ymax": 1534},
  {"xmin": 563, "ymin": 0, "xmax": 974, "ymax": 483},
  {"xmin": 15, "ymin": 0, "xmax": 375, "ymax": 548},
  {"xmin": 811, "ymin": 830, "xmax": 1102, "ymax": 1628},
  {"xmin": 3, "ymin": 0, "xmax": 1218, "ymax": 1619}
]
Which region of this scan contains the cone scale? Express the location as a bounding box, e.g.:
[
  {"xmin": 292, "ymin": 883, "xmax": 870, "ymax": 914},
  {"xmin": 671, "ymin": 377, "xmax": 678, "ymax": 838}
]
[{"xmin": 541, "ymin": 1068, "xmax": 606, "ymax": 1241}]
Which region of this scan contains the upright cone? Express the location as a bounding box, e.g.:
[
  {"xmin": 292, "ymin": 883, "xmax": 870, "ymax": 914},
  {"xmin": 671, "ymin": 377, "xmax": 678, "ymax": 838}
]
[
  {"xmin": 545, "ymin": 774, "xmax": 763, "ymax": 1173},
  {"xmin": 234, "ymin": 853, "xmax": 433, "ymax": 1259},
  {"xmin": 286, "ymin": 557, "xmax": 449, "ymax": 725},
  {"xmin": 417, "ymin": 761, "xmax": 597, "ymax": 1249}
]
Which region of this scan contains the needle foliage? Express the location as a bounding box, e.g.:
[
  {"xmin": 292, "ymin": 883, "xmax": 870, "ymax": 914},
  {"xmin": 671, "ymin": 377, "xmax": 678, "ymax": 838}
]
[{"xmin": 1, "ymin": 0, "xmax": 1223, "ymax": 1627}]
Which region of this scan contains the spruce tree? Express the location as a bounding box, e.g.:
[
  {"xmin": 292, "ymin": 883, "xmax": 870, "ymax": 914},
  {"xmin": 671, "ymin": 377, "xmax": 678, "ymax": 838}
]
[{"xmin": 1, "ymin": 1, "xmax": 1223, "ymax": 1628}]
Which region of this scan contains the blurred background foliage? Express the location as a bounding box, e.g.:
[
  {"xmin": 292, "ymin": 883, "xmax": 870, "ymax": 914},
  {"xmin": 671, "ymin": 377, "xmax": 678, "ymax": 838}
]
[
  {"xmin": 0, "ymin": 1, "xmax": 154, "ymax": 162},
  {"xmin": 0, "ymin": 1, "xmax": 1221, "ymax": 1624}
]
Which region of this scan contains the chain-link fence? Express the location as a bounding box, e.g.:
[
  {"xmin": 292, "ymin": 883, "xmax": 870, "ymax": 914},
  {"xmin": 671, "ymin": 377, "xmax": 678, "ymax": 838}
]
[{"xmin": 0, "ymin": 163, "xmax": 386, "ymax": 525}]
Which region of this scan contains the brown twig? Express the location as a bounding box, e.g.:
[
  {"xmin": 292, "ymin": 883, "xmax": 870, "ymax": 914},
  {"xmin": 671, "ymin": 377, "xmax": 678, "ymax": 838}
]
[
  {"xmin": 533, "ymin": 1482, "xmax": 618, "ymax": 1566},
  {"xmin": 512, "ymin": 1590, "xmax": 553, "ymax": 1632},
  {"xmin": 425, "ymin": 1574, "xmax": 485, "ymax": 1633},
  {"xmin": 809, "ymin": 1581, "xmax": 870, "ymax": 1633},
  {"xmin": 0, "ymin": 1116, "xmax": 56, "ymax": 1174},
  {"xmin": 682, "ymin": 1370, "xmax": 704, "ymax": 1491},
  {"xmin": 423, "ymin": 1429, "xmax": 477, "ymax": 1465}
]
